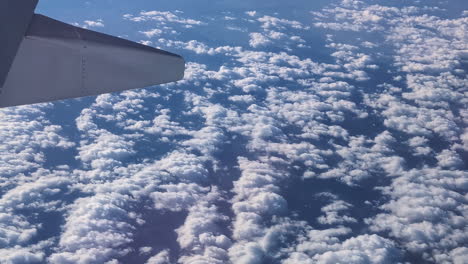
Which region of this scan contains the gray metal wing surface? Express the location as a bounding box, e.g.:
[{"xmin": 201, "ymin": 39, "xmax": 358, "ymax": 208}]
[{"xmin": 0, "ymin": 0, "xmax": 185, "ymax": 108}]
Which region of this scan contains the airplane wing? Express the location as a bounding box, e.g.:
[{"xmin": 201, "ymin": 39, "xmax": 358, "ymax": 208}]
[{"xmin": 0, "ymin": 0, "xmax": 184, "ymax": 108}]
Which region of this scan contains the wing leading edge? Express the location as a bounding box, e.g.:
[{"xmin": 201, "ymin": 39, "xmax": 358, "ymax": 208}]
[
  {"xmin": 0, "ymin": 0, "xmax": 38, "ymax": 88},
  {"xmin": 0, "ymin": 7, "xmax": 185, "ymax": 108}
]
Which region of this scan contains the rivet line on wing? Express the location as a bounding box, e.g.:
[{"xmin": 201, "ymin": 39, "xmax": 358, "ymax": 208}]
[{"xmin": 74, "ymin": 27, "xmax": 87, "ymax": 96}]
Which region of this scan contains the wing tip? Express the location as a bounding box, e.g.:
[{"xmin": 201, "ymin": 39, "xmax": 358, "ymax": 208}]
[{"xmin": 177, "ymin": 56, "xmax": 186, "ymax": 81}]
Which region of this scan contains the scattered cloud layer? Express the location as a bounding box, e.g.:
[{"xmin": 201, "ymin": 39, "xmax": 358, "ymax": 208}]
[{"xmin": 0, "ymin": 0, "xmax": 466, "ymax": 263}]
